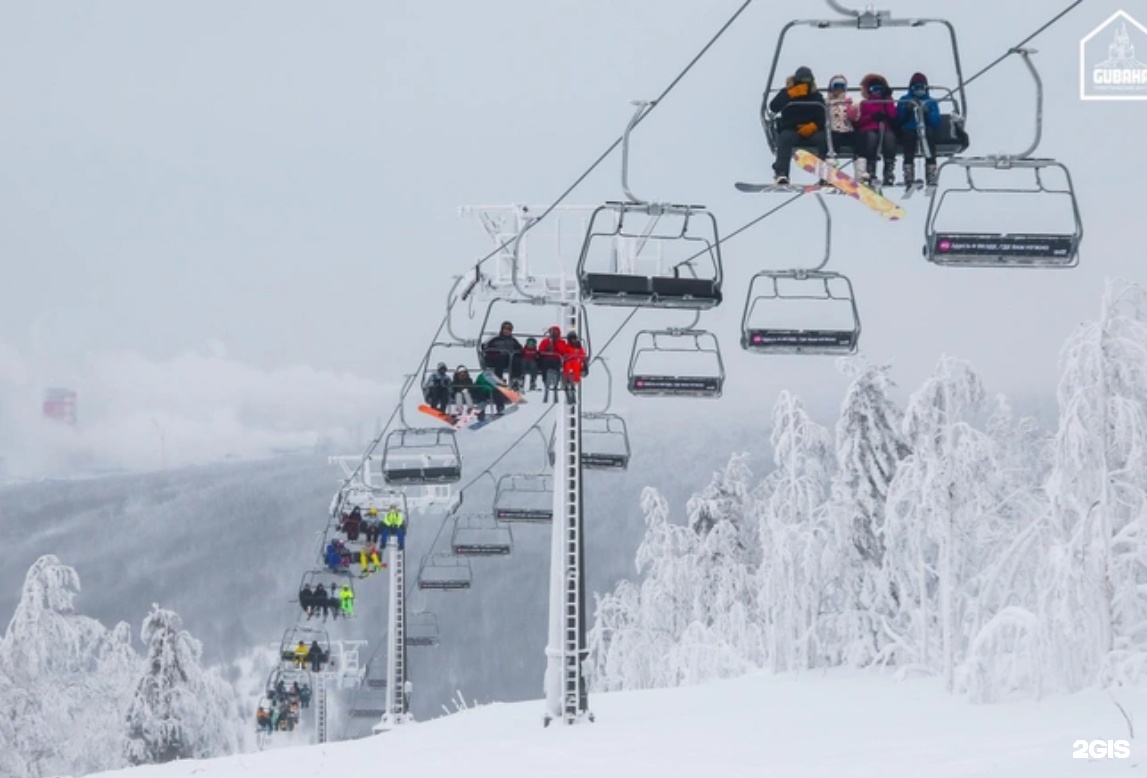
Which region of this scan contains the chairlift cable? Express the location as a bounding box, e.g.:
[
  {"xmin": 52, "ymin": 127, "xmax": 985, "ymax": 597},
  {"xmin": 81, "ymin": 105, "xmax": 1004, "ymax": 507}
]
[
  {"xmin": 959, "ymin": 0, "xmax": 1084, "ymax": 89},
  {"xmin": 463, "ymin": 0, "xmax": 756, "ymax": 275}
]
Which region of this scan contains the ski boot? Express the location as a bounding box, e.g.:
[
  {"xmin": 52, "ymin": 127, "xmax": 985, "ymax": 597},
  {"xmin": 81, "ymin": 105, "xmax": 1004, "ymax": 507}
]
[
  {"xmin": 855, "ymin": 158, "xmax": 870, "ymax": 186},
  {"xmin": 925, "ymin": 163, "xmax": 938, "ymax": 187},
  {"xmin": 882, "ymin": 161, "xmax": 895, "ymax": 188},
  {"xmin": 903, "ymin": 162, "xmax": 918, "ymax": 188}
]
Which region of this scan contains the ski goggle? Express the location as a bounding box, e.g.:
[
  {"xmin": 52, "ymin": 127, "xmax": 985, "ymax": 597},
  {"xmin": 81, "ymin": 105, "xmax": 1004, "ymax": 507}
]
[
  {"xmin": 830, "ymin": 80, "xmax": 847, "ymax": 91},
  {"xmin": 911, "ymin": 83, "xmax": 928, "ymax": 94},
  {"xmin": 868, "ymin": 84, "xmax": 886, "ymax": 94}
]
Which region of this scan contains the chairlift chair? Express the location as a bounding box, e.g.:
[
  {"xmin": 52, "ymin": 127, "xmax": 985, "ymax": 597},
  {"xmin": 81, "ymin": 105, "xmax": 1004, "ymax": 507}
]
[
  {"xmin": 761, "ymin": 7, "xmax": 969, "ymax": 162},
  {"xmin": 451, "ymin": 513, "xmax": 513, "ymax": 556},
  {"xmin": 627, "ymin": 328, "xmax": 724, "ymax": 397},
  {"xmin": 406, "ymin": 611, "xmax": 441, "ymax": 648},
  {"xmin": 923, "ymin": 160, "xmax": 1082, "ymax": 267},
  {"xmin": 548, "ymin": 412, "xmax": 631, "ymax": 470},
  {"xmin": 417, "ymin": 553, "xmax": 473, "ymax": 590},
  {"xmin": 380, "ymin": 427, "xmax": 462, "ymax": 485},
  {"xmin": 476, "ymin": 299, "xmax": 593, "ymax": 377},
  {"xmin": 577, "ymin": 101, "xmax": 723, "ymax": 309},
  {"xmin": 578, "ymin": 202, "xmax": 724, "ymax": 309},
  {"xmin": 297, "ymin": 569, "xmax": 355, "ymax": 599},
  {"xmin": 266, "ymin": 666, "xmax": 311, "ymax": 699},
  {"xmin": 740, "ymin": 270, "xmax": 860, "ymax": 354},
  {"xmin": 493, "ymin": 473, "xmax": 554, "ymax": 523},
  {"xmin": 922, "ymin": 49, "xmax": 1081, "ymax": 268},
  {"xmin": 278, "ymin": 626, "xmax": 331, "ymax": 665}
]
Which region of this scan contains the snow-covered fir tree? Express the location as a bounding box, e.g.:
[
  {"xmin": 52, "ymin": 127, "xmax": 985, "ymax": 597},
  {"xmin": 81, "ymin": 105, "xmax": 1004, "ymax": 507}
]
[
  {"xmin": 825, "ymin": 358, "xmax": 910, "ymax": 666},
  {"xmin": 123, "ymin": 603, "xmax": 241, "ymax": 765}
]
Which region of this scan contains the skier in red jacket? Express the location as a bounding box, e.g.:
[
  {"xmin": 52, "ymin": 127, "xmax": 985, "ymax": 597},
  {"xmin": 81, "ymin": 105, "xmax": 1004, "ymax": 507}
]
[
  {"xmin": 561, "ymin": 330, "xmax": 587, "ymax": 403},
  {"xmin": 538, "ymin": 325, "xmax": 569, "ymax": 404}
]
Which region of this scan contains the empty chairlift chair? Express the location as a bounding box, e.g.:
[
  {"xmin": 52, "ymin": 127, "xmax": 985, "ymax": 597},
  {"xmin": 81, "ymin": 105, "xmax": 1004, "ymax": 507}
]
[
  {"xmin": 627, "ymin": 328, "xmax": 724, "ymax": 397},
  {"xmin": 579, "ymin": 412, "xmax": 631, "ymax": 470},
  {"xmin": 576, "ymin": 101, "xmax": 723, "ymax": 310},
  {"xmin": 741, "ymin": 270, "xmax": 860, "ymax": 355},
  {"xmin": 451, "ymin": 513, "xmax": 513, "ymax": 556},
  {"xmin": 405, "ymin": 611, "xmax": 441, "ymax": 648},
  {"xmin": 922, "ymin": 87, "xmax": 1079, "ymax": 266},
  {"xmin": 493, "ymin": 473, "xmax": 554, "ymax": 523},
  {"xmin": 923, "ymin": 48, "xmax": 1080, "ymax": 268},
  {"xmin": 578, "ymin": 202, "xmax": 724, "ymax": 309},
  {"xmin": 380, "ymin": 428, "xmax": 462, "ymax": 485},
  {"xmin": 417, "ymin": 553, "xmax": 473, "ymax": 591}
]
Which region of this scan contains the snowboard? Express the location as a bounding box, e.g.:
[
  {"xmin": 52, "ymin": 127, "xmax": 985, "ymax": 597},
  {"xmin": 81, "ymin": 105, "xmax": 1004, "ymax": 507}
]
[
  {"xmin": 792, "ymin": 149, "xmax": 906, "ymax": 221},
  {"xmin": 466, "ymin": 403, "xmax": 520, "ymax": 431},
  {"xmin": 417, "ymin": 404, "xmax": 480, "ymax": 429}
]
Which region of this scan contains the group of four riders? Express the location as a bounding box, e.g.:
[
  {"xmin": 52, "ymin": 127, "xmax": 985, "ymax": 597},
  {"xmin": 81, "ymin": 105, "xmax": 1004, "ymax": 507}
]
[{"xmin": 424, "ymin": 321, "xmax": 588, "ymax": 419}]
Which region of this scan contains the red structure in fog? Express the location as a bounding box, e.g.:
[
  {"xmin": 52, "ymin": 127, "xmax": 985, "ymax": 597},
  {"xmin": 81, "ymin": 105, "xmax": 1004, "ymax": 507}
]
[{"xmin": 43, "ymin": 387, "xmax": 77, "ymax": 425}]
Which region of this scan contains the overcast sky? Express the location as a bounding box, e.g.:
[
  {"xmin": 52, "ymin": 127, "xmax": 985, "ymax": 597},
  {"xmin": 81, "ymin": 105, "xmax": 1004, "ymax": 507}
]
[{"xmin": 0, "ymin": 0, "xmax": 1141, "ymax": 469}]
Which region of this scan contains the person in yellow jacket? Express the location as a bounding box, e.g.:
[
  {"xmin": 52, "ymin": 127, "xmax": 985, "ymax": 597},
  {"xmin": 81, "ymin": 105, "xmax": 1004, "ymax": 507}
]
[
  {"xmin": 380, "ymin": 504, "xmax": 406, "ymax": 550},
  {"xmin": 292, "ymin": 640, "xmax": 308, "ymax": 669},
  {"xmin": 338, "ymin": 584, "xmax": 354, "ymax": 616}
]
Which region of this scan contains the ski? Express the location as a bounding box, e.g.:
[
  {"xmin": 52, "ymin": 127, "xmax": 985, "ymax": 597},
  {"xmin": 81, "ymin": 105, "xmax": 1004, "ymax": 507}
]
[
  {"xmin": 735, "ymin": 181, "xmax": 828, "ymax": 194},
  {"xmin": 792, "ymin": 149, "xmax": 906, "ymax": 221}
]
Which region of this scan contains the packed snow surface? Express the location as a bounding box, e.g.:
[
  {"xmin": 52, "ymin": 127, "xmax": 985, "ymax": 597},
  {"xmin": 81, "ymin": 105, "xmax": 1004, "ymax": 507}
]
[{"xmin": 90, "ymin": 670, "xmax": 1143, "ymax": 777}]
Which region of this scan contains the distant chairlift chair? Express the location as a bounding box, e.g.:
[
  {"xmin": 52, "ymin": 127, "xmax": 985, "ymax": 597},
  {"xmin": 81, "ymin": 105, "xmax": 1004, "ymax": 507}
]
[
  {"xmin": 493, "ymin": 473, "xmax": 554, "ymax": 523},
  {"xmin": 451, "ymin": 513, "xmax": 513, "ymax": 556},
  {"xmin": 380, "ymin": 427, "xmax": 462, "ymax": 486},
  {"xmin": 417, "ymin": 553, "xmax": 473, "ymax": 591}
]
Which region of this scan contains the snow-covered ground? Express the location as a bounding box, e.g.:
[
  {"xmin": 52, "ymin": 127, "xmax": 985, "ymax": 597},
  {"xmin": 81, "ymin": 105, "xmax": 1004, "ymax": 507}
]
[{"xmin": 91, "ymin": 670, "xmax": 1142, "ymax": 778}]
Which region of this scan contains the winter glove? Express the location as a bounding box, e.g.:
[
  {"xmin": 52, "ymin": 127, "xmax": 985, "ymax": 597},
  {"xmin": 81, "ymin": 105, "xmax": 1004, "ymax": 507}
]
[
  {"xmin": 786, "ymin": 83, "xmax": 809, "ymax": 98},
  {"xmin": 796, "ymin": 121, "xmax": 817, "ymax": 138}
]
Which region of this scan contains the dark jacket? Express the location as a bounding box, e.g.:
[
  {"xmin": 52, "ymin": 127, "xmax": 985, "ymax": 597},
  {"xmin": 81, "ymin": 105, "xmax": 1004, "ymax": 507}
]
[
  {"xmin": 482, "ymin": 334, "xmax": 522, "ymax": 364},
  {"xmin": 767, "ymin": 87, "xmax": 827, "ymax": 132}
]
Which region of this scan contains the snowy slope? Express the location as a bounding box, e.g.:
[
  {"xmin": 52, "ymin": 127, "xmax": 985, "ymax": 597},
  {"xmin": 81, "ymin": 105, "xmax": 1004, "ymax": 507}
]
[{"xmin": 89, "ymin": 670, "xmax": 1142, "ymax": 778}]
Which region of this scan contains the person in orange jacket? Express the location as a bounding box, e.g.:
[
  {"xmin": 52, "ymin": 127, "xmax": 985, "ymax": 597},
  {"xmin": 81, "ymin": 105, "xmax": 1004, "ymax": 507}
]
[{"xmin": 561, "ymin": 330, "xmax": 587, "ymax": 403}]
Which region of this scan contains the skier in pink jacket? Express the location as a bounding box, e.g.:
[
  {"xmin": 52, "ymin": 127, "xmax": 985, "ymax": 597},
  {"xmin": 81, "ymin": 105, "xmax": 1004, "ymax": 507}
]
[{"xmin": 855, "ymin": 73, "xmax": 899, "ymax": 187}]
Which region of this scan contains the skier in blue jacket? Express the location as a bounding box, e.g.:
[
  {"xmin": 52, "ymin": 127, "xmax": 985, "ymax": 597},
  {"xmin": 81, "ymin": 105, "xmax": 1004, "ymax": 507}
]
[{"xmin": 897, "ymin": 72, "xmax": 942, "ymax": 187}]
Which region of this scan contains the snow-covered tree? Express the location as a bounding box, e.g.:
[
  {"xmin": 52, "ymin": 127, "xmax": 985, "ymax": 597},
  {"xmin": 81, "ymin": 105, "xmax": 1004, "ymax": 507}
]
[
  {"xmin": 882, "ymin": 356, "xmax": 1000, "ymax": 690},
  {"xmin": 825, "ymin": 358, "xmax": 911, "ymax": 666},
  {"xmin": 756, "ymin": 390, "xmax": 835, "ymax": 672},
  {"xmin": 0, "ymin": 554, "xmax": 129, "ymax": 777},
  {"xmin": 588, "ymin": 481, "xmax": 762, "ymax": 691},
  {"xmin": 1040, "ymin": 277, "xmax": 1147, "ymax": 691},
  {"xmin": 123, "ymin": 604, "xmax": 241, "ymax": 765}
]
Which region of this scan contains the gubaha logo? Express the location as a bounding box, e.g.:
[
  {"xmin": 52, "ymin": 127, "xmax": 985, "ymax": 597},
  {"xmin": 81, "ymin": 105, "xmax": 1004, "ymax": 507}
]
[{"xmin": 1081, "ymin": 10, "xmax": 1147, "ymax": 100}]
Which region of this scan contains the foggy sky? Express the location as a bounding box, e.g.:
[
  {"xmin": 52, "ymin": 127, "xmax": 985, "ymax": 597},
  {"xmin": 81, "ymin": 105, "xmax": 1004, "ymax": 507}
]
[{"xmin": 0, "ymin": 0, "xmax": 1141, "ymax": 451}]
